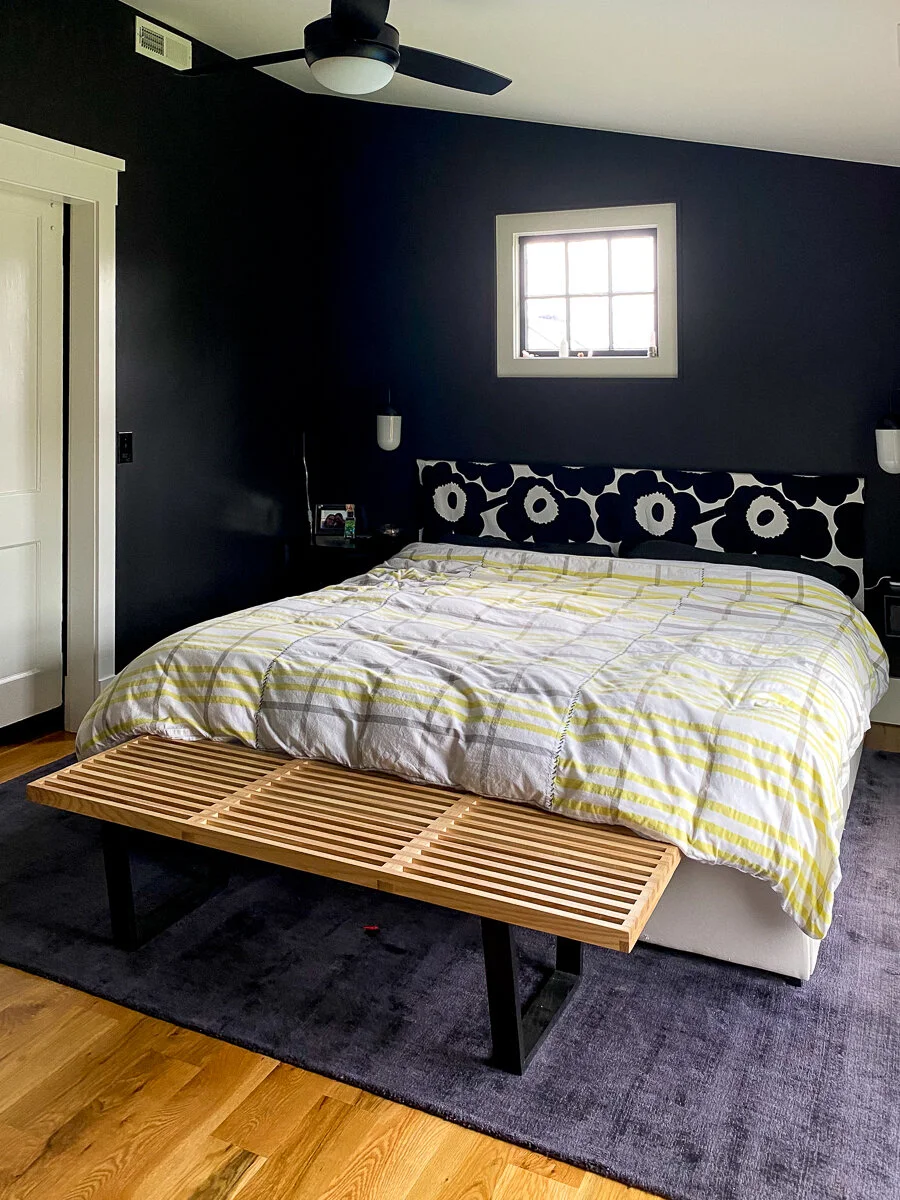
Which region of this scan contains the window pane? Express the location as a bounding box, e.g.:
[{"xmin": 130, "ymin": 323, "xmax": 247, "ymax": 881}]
[
  {"xmin": 567, "ymin": 238, "xmax": 608, "ymax": 294},
  {"xmin": 525, "ymin": 297, "xmax": 567, "ymax": 352},
  {"xmin": 611, "ymin": 235, "xmax": 655, "ymax": 293},
  {"xmin": 612, "ymin": 294, "xmax": 655, "ymax": 351},
  {"xmin": 524, "ymin": 240, "xmax": 565, "ymax": 296},
  {"xmin": 569, "ymin": 297, "xmax": 610, "ymax": 352}
]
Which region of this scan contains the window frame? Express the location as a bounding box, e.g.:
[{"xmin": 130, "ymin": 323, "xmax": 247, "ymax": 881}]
[{"xmin": 496, "ymin": 203, "xmax": 678, "ymax": 378}]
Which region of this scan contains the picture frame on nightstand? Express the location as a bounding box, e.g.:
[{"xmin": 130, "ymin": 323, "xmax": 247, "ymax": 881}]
[{"xmin": 315, "ymin": 503, "xmax": 355, "ymax": 539}]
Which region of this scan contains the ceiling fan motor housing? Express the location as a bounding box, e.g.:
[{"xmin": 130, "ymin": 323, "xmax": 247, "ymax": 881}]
[{"xmin": 303, "ymin": 16, "xmax": 400, "ymax": 71}]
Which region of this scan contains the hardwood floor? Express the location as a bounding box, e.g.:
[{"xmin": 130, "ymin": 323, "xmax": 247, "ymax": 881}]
[
  {"xmin": 0, "ymin": 731, "xmax": 76, "ymax": 785},
  {"xmin": 0, "ymin": 732, "xmax": 657, "ymax": 1200}
]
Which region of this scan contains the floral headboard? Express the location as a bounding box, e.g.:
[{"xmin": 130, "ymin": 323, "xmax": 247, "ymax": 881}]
[{"xmin": 417, "ymin": 460, "xmax": 865, "ymax": 601}]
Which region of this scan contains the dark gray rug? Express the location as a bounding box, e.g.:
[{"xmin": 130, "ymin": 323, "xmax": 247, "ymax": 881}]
[{"xmin": 1, "ymin": 752, "xmax": 898, "ymax": 1200}]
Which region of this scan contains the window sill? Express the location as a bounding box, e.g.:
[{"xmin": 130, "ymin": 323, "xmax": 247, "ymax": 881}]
[{"xmin": 496, "ymin": 353, "xmax": 678, "ymax": 379}]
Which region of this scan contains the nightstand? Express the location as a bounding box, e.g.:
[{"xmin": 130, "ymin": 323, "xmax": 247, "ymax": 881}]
[
  {"xmin": 291, "ymin": 534, "xmax": 412, "ymax": 595},
  {"xmin": 867, "ymin": 679, "xmax": 900, "ymax": 752}
]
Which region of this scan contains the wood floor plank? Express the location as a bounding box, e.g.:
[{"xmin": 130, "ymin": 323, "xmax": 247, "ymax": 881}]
[
  {"xmin": 0, "ymin": 1123, "xmax": 47, "ymax": 1184},
  {"xmin": 0, "ymin": 997, "xmax": 119, "ymax": 1111},
  {"xmin": 1, "ymin": 1009, "xmax": 156, "ymax": 1137},
  {"xmin": 137, "ymin": 1136, "xmax": 264, "ymax": 1200},
  {"xmin": 507, "ymin": 1146, "xmax": 587, "ymax": 1189},
  {"xmin": 0, "ymin": 969, "xmax": 54, "ymax": 1014},
  {"xmin": 1, "ymin": 1050, "xmax": 199, "ymax": 1200},
  {"xmin": 492, "ymin": 1163, "xmax": 582, "ymax": 1198},
  {"xmin": 86, "ymin": 1041, "xmax": 277, "ymax": 1200},
  {"xmin": 235, "ymin": 1095, "xmax": 360, "ymax": 1200},
  {"xmin": 577, "ymin": 1174, "xmax": 658, "ymax": 1200},
  {"xmin": 242, "ymin": 1098, "xmax": 452, "ymax": 1200},
  {"xmin": 214, "ymin": 1062, "xmax": 358, "ymax": 1156},
  {"xmin": 148, "ymin": 1020, "xmax": 235, "ymax": 1068},
  {"xmin": 404, "ymin": 1131, "xmax": 512, "ymax": 1200},
  {"xmin": 0, "ymin": 733, "xmax": 75, "ymax": 784}
]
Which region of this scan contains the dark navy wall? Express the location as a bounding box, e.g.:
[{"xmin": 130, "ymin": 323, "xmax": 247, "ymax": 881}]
[
  {"xmin": 303, "ymin": 96, "xmax": 900, "ymax": 651},
  {"xmin": 0, "ymin": 0, "xmax": 307, "ymax": 665},
  {"xmin": 2, "ymin": 0, "xmax": 899, "ymax": 664}
]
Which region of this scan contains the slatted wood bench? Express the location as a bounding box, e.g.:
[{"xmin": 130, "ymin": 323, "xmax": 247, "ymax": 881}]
[{"xmin": 28, "ymin": 735, "xmax": 681, "ymax": 1073}]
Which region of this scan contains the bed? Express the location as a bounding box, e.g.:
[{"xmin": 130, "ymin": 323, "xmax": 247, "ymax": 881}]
[
  {"xmin": 414, "ymin": 460, "xmax": 885, "ymax": 979},
  {"xmin": 74, "ymin": 462, "xmax": 887, "ymax": 983}
]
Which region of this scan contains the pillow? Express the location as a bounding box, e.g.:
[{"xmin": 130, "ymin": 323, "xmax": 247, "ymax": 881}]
[
  {"xmin": 621, "ymin": 540, "xmax": 853, "ymax": 596},
  {"xmin": 438, "ymin": 534, "xmax": 612, "ymax": 558}
]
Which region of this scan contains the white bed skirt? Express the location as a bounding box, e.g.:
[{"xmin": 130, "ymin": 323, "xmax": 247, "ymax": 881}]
[{"xmin": 639, "ymin": 748, "xmax": 863, "ymax": 981}]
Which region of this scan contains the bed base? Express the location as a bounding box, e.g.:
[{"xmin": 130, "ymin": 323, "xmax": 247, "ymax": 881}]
[
  {"xmin": 28, "ymin": 735, "xmax": 681, "ymax": 1073},
  {"xmin": 637, "ymin": 748, "xmax": 862, "ymax": 982}
]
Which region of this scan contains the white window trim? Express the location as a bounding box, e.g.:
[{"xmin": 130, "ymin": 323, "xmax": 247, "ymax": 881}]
[
  {"xmin": 496, "ymin": 202, "xmax": 678, "ymax": 379},
  {"xmin": 0, "ymin": 122, "xmax": 124, "ymax": 730}
]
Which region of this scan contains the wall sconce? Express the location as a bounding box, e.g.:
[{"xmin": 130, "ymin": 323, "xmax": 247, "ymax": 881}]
[
  {"xmin": 376, "ymin": 394, "xmax": 401, "ymax": 451},
  {"xmin": 877, "ymin": 392, "xmax": 900, "ymax": 474}
]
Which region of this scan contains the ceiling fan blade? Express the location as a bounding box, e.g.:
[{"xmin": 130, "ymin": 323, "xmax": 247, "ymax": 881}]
[
  {"xmin": 396, "ymin": 46, "xmax": 511, "ymax": 95},
  {"xmin": 184, "ymin": 47, "xmax": 308, "ymax": 76},
  {"xmin": 331, "ymin": 0, "xmax": 390, "ymax": 40}
]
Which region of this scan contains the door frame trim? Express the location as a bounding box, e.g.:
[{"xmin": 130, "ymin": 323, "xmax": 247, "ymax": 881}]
[{"xmin": 0, "ymin": 123, "xmax": 124, "ymax": 731}]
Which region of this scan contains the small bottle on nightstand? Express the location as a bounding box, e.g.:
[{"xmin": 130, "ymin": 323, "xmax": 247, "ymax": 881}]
[{"xmin": 343, "ymin": 504, "xmax": 356, "ymax": 542}]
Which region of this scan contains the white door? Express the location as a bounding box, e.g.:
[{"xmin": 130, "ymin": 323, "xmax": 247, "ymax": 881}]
[{"xmin": 0, "ymin": 187, "xmax": 64, "ymax": 727}]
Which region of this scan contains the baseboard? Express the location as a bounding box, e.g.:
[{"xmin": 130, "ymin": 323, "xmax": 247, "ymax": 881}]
[{"xmin": 0, "ymin": 707, "xmax": 65, "ymax": 747}]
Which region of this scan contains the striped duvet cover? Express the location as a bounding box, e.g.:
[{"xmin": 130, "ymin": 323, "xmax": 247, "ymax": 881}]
[{"xmin": 77, "ymin": 543, "xmax": 888, "ymax": 938}]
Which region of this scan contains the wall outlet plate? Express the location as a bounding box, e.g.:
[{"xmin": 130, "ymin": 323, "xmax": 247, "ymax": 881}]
[{"xmin": 116, "ymin": 431, "xmax": 133, "ymax": 465}]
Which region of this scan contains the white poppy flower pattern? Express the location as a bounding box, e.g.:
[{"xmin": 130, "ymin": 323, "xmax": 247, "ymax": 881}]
[{"xmin": 434, "ymin": 482, "xmax": 468, "ymax": 523}]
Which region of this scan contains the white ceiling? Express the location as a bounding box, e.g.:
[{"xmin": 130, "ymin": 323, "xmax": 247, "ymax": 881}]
[{"xmin": 131, "ymin": 0, "xmax": 900, "ymax": 167}]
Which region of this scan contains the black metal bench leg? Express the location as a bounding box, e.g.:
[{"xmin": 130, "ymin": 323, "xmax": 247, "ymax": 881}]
[
  {"xmin": 102, "ymin": 824, "xmax": 140, "ymax": 950},
  {"xmin": 481, "ymin": 918, "xmax": 583, "ymax": 1075},
  {"xmin": 556, "ymin": 936, "xmax": 584, "ymax": 976},
  {"xmin": 481, "ymin": 918, "xmax": 527, "ymax": 1073},
  {"xmin": 100, "ymin": 823, "xmax": 228, "ymax": 950}
]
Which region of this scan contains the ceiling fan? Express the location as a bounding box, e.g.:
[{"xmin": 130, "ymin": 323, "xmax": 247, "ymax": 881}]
[{"xmin": 185, "ymin": 0, "xmax": 512, "ymax": 97}]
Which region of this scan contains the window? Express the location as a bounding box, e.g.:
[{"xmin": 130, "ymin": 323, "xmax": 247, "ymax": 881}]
[{"xmin": 496, "ymin": 203, "xmax": 678, "ymax": 378}]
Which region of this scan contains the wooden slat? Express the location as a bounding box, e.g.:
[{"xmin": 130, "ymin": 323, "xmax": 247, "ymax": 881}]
[
  {"xmin": 210, "ymin": 805, "xmax": 410, "ymax": 859},
  {"xmin": 398, "ymin": 856, "xmax": 636, "ymax": 915},
  {"xmin": 27, "ymin": 736, "xmax": 680, "ymax": 952},
  {"xmin": 436, "ymin": 822, "xmax": 669, "ymax": 880},
  {"xmin": 466, "ymin": 806, "xmax": 670, "ymax": 864},
  {"xmin": 239, "ymin": 791, "xmax": 428, "ymax": 836},
  {"xmin": 207, "ymin": 816, "xmax": 390, "ymax": 864},
  {"xmin": 237, "ymin": 797, "xmax": 420, "ymax": 843},
  {"xmin": 270, "ymin": 773, "xmax": 450, "ymax": 817},
  {"xmin": 70, "ymin": 762, "xmax": 224, "ymax": 806},
  {"xmin": 261, "ymin": 779, "xmax": 445, "ymax": 824},
  {"xmin": 415, "ymin": 837, "xmax": 647, "ymax": 898}
]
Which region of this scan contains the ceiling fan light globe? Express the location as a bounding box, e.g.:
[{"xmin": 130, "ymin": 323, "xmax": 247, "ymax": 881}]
[{"xmin": 309, "ymin": 55, "xmax": 395, "ymax": 94}]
